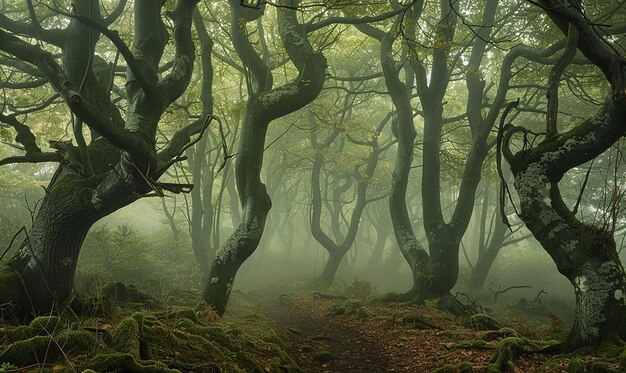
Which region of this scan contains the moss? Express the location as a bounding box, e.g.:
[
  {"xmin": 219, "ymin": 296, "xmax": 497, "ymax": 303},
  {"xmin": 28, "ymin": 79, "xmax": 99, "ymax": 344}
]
[
  {"xmin": 461, "ymin": 313, "xmax": 502, "ymax": 331},
  {"xmin": 300, "ymin": 344, "xmax": 313, "ymax": 353},
  {"xmin": 371, "ymin": 291, "xmax": 403, "ymax": 303},
  {"xmin": 236, "ymin": 351, "xmax": 266, "ymax": 372},
  {"xmin": 481, "ymin": 328, "xmax": 522, "ymax": 342},
  {"xmin": 588, "ymin": 361, "xmax": 619, "ymax": 373},
  {"xmin": 487, "ymin": 336, "xmax": 558, "ymax": 373},
  {"xmin": 434, "ymin": 362, "xmax": 475, "ymax": 373},
  {"xmin": 3, "ymin": 306, "xmax": 299, "ymax": 372},
  {"xmin": 30, "ymin": 316, "xmax": 64, "ymax": 332},
  {"xmin": 332, "ymin": 305, "xmax": 347, "ymax": 316},
  {"xmin": 356, "ymin": 306, "xmax": 372, "ymax": 320},
  {"xmin": 78, "ymin": 352, "xmax": 180, "ymax": 373},
  {"xmin": 0, "ymin": 330, "xmax": 97, "ymax": 366},
  {"xmin": 242, "ymin": 313, "xmax": 260, "ymax": 322},
  {"xmin": 4, "ymin": 316, "xmax": 64, "ymax": 343},
  {"xmin": 565, "ymin": 358, "xmax": 620, "ymax": 373},
  {"xmin": 110, "ymin": 316, "xmax": 140, "ymax": 356},
  {"xmin": 312, "ymin": 351, "xmax": 335, "ymax": 363},
  {"xmin": 187, "ymin": 324, "xmax": 240, "ymax": 352},
  {"xmin": 155, "ymin": 308, "xmax": 200, "ymax": 324},
  {"xmin": 620, "ymin": 346, "xmax": 626, "ymax": 369},
  {"xmin": 598, "ymin": 338, "xmax": 624, "ymax": 357},
  {"xmin": 58, "ymin": 329, "xmax": 98, "ymax": 352},
  {"xmin": 1, "ymin": 335, "xmax": 59, "ymax": 366}
]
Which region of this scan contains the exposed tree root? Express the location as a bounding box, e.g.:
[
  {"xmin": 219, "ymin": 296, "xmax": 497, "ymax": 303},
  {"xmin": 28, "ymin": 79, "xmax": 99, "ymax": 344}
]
[
  {"xmin": 486, "ymin": 336, "xmax": 559, "ymax": 373},
  {"xmin": 79, "ymin": 352, "xmax": 180, "ymax": 373},
  {"xmin": 0, "ymin": 306, "xmax": 303, "ymax": 372},
  {"xmin": 461, "ymin": 313, "xmax": 502, "ymax": 331}
]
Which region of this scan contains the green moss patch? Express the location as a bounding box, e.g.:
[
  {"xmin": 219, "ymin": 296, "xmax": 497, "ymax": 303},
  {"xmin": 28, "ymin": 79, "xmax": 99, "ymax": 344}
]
[{"xmin": 0, "ymin": 306, "xmax": 302, "ymax": 372}]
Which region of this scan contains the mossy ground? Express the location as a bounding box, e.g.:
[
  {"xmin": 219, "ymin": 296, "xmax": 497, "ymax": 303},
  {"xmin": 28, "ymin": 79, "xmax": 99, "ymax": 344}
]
[
  {"xmin": 0, "ymin": 291, "xmax": 302, "ymax": 372},
  {"xmin": 3, "ymin": 281, "xmax": 626, "ymax": 372}
]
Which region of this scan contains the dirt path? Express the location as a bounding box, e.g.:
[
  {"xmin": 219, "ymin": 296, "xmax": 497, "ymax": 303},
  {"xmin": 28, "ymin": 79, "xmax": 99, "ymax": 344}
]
[
  {"xmin": 248, "ymin": 292, "xmax": 555, "ymax": 373},
  {"xmin": 259, "ymin": 297, "xmax": 393, "ymax": 372}
]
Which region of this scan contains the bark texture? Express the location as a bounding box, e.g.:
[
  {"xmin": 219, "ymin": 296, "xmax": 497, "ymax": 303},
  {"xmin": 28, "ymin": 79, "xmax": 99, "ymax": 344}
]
[{"xmin": 204, "ymin": 0, "xmax": 327, "ymax": 315}]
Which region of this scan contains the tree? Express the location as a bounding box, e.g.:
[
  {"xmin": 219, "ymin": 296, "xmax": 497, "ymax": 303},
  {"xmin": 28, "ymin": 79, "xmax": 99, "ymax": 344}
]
[
  {"xmin": 502, "ymin": 0, "xmax": 626, "ymax": 350},
  {"xmin": 202, "ymin": 0, "xmax": 328, "ymax": 316},
  {"xmin": 0, "ymin": 0, "xmax": 205, "ymax": 315},
  {"xmin": 309, "ymin": 109, "xmax": 391, "ymax": 288}
]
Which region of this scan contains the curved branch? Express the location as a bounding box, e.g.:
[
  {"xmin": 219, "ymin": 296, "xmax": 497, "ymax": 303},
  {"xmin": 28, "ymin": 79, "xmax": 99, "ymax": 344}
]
[
  {"xmin": 103, "ymin": 0, "xmax": 128, "ymax": 25},
  {"xmin": 0, "ymin": 29, "xmax": 149, "ymax": 161},
  {"xmin": 537, "ymin": 0, "xmax": 622, "ymax": 84},
  {"xmin": 227, "ymin": 0, "xmax": 272, "ymax": 92},
  {"xmin": 0, "ymin": 12, "xmax": 63, "ymax": 46},
  {"xmin": 43, "ymin": 5, "xmax": 158, "ymax": 97},
  {"xmin": 306, "ymin": 4, "xmax": 413, "ymax": 33},
  {"xmin": 0, "ymin": 152, "xmax": 61, "ymax": 167},
  {"xmin": 156, "ymin": 0, "xmax": 201, "ymax": 103}
]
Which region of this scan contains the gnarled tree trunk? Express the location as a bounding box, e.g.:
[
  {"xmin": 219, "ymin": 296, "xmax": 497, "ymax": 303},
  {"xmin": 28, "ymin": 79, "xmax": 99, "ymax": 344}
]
[
  {"xmin": 203, "ymin": 0, "xmax": 327, "ymax": 316},
  {"xmin": 0, "ymin": 0, "xmax": 202, "ymax": 316},
  {"xmin": 503, "ymin": 0, "xmax": 626, "ymax": 350}
]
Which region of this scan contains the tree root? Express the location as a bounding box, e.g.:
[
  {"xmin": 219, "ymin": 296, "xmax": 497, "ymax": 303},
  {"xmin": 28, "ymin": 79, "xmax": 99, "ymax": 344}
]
[
  {"xmin": 1, "ymin": 306, "xmax": 302, "ymax": 372},
  {"xmin": 460, "ymin": 313, "xmax": 502, "ymax": 331},
  {"xmin": 78, "ymin": 352, "xmax": 180, "ymax": 373},
  {"xmin": 486, "ymin": 337, "xmax": 559, "ymax": 373}
]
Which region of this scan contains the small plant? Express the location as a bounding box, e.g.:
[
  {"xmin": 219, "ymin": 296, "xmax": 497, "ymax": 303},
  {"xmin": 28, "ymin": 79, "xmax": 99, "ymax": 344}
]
[
  {"xmin": 344, "ymin": 278, "xmax": 376, "ymax": 300},
  {"xmin": 1, "ymin": 362, "xmax": 17, "ymax": 372}
]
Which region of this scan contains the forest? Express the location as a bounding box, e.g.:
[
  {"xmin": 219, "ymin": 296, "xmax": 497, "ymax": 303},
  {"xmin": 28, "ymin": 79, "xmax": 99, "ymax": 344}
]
[{"xmin": 1, "ymin": 0, "xmax": 626, "ymax": 372}]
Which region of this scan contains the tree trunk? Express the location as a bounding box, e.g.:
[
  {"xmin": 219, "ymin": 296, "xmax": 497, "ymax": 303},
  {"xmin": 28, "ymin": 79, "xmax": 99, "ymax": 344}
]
[
  {"xmin": 565, "ymin": 256, "xmax": 626, "ymax": 350},
  {"xmin": 203, "ymin": 0, "xmax": 327, "ymax": 316},
  {"xmin": 0, "ymin": 0, "xmax": 201, "ymax": 317},
  {"xmin": 6, "ymin": 162, "xmax": 140, "ymax": 315},
  {"xmin": 358, "ymin": 17, "xmax": 430, "ymax": 300},
  {"xmin": 504, "ymin": 93, "xmax": 626, "ymax": 350},
  {"xmin": 9, "ymin": 173, "xmax": 100, "ymax": 312},
  {"xmin": 317, "ymin": 250, "xmax": 346, "ymax": 290},
  {"xmin": 469, "ymin": 206, "xmax": 508, "ymax": 292},
  {"xmin": 366, "ymin": 224, "xmax": 388, "ymax": 272}
]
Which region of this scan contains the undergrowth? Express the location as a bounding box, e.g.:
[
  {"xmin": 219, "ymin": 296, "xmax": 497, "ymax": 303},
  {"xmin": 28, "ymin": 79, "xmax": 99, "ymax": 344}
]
[{"xmin": 0, "ymin": 295, "xmax": 302, "ymax": 373}]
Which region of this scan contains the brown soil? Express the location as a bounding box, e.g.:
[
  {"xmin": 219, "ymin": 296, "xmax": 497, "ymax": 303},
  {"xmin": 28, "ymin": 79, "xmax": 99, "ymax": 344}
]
[{"xmin": 248, "ymin": 293, "xmax": 558, "ymax": 372}]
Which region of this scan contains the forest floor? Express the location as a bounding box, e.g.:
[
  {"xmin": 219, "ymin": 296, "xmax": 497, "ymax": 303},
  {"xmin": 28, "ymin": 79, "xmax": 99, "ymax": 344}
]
[
  {"xmin": 232, "ymin": 284, "xmax": 619, "ymax": 373},
  {"xmin": 248, "ymin": 295, "xmax": 545, "ymax": 371},
  {"xmin": 1, "ymin": 282, "xmax": 623, "ymax": 372}
]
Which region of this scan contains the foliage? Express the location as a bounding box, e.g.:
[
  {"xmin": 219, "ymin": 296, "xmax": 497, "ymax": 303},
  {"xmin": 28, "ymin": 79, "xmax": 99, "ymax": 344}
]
[
  {"xmin": 342, "ymin": 278, "xmax": 377, "ymax": 300},
  {"xmin": 77, "ymin": 224, "xmax": 201, "ymax": 294}
]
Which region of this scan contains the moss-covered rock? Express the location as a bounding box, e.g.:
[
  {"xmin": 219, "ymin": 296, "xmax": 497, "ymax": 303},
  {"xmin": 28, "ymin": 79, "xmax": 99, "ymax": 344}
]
[
  {"xmin": 312, "ymin": 351, "xmax": 335, "ymax": 363},
  {"xmin": 2, "ymin": 305, "xmax": 301, "ymax": 372},
  {"xmin": 300, "ymin": 344, "xmax": 313, "ymax": 353},
  {"xmin": 332, "ymin": 305, "xmax": 347, "ymax": 316},
  {"xmin": 4, "ymin": 316, "xmax": 65, "ymax": 342},
  {"xmin": 0, "ymin": 329, "xmax": 97, "ymax": 366}
]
